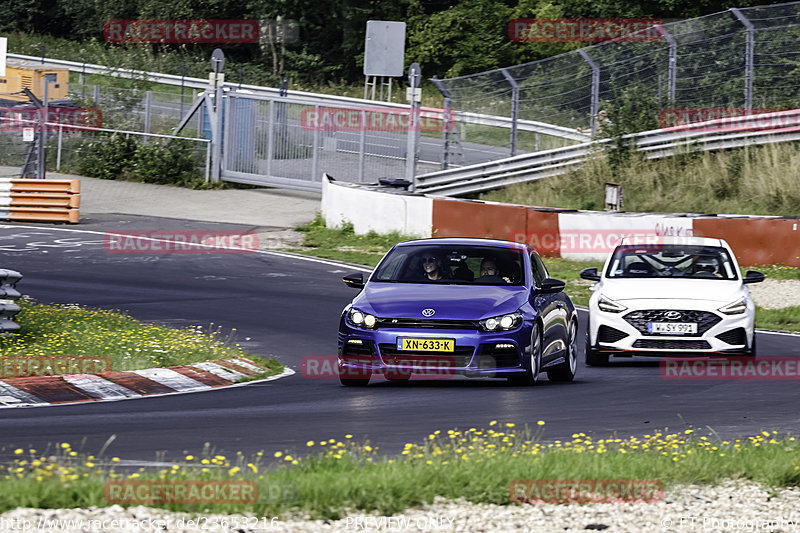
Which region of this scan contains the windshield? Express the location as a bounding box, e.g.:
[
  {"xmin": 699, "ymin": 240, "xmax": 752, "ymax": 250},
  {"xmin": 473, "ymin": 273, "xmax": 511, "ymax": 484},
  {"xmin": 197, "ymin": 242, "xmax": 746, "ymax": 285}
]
[
  {"xmin": 605, "ymin": 244, "xmax": 738, "ymax": 280},
  {"xmin": 372, "ymin": 245, "xmax": 525, "ymax": 285}
]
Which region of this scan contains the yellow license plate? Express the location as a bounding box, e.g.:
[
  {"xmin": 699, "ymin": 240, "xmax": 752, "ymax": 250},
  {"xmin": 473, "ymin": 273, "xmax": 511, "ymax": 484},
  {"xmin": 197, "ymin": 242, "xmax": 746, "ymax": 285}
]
[{"xmin": 397, "ymin": 338, "xmax": 455, "ymax": 352}]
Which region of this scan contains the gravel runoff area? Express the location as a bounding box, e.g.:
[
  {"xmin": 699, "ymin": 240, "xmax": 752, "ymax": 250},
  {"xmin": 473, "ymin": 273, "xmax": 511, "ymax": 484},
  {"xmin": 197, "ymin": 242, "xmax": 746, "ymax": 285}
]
[
  {"xmin": 1, "ymin": 481, "xmax": 799, "ymax": 532},
  {"xmin": 749, "ymin": 279, "xmax": 800, "ymax": 310}
]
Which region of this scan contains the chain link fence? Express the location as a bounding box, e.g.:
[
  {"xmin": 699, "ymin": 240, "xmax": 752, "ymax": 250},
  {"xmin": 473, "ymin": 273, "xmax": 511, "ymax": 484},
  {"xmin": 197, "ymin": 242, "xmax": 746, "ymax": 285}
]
[{"xmin": 434, "ymin": 2, "xmax": 800, "ymax": 161}]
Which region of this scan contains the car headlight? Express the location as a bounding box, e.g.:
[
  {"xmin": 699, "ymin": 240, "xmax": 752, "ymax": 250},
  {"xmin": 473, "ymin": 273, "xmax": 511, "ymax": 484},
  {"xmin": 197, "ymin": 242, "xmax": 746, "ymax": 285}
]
[
  {"xmin": 718, "ymin": 297, "xmax": 747, "ymax": 315},
  {"xmin": 479, "ymin": 312, "xmax": 522, "ymax": 332},
  {"xmin": 347, "ymin": 307, "xmax": 377, "ymax": 328},
  {"xmin": 597, "ymin": 294, "xmax": 627, "ymax": 313}
]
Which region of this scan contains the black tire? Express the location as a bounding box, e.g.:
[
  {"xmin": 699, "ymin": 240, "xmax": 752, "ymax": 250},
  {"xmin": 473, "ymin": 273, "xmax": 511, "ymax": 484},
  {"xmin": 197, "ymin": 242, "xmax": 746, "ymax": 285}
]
[
  {"xmin": 548, "ymin": 319, "xmax": 578, "ymax": 382},
  {"xmin": 508, "ymin": 322, "xmax": 541, "ymax": 385},
  {"xmin": 745, "ymin": 333, "xmax": 757, "ymax": 357},
  {"xmin": 585, "ymin": 335, "xmax": 609, "ymax": 366}
]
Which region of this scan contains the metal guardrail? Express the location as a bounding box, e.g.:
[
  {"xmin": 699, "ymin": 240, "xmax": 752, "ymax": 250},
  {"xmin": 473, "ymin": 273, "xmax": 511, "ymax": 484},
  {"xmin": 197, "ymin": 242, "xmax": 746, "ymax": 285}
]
[
  {"xmin": 0, "ymin": 269, "xmax": 22, "ymax": 333},
  {"xmin": 416, "ymin": 109, "xmax": 800, "ymax": 196},
  {"xmin": 7, "ymin": 53, "xmax": 588, "ymax": 142}
]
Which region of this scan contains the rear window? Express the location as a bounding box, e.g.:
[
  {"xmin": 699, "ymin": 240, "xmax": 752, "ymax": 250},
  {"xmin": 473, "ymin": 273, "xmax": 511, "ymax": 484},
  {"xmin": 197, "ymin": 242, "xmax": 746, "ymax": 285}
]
[{"xmin": 605, "ymin": 244, "xmax": 738, "ymax": 280}]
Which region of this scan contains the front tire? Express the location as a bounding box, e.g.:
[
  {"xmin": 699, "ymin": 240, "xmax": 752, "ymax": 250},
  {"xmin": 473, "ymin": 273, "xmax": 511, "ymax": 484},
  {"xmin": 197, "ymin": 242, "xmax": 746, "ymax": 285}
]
[
  {"xmin": 508, "ymin": 322, "xmax": 541, "ymax": 385},
  {"xmin": 585, "ymin": 335, "xmax": 609, "ymax": 366},
  {"xmin": 548, "ymin": 319, "xmax": 578, "ymax": 382}
]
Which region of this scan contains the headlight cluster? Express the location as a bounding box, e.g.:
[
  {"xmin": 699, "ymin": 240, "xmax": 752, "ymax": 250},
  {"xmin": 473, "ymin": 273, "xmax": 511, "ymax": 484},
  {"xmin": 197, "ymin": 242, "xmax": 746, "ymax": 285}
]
[
  {"xmin": 479, "ymin": 312, "xmax": 522, "ymax": 332},
  {"xmin": 347, "ymin": 307, "xmax": 377, "ymax": 328},
  {"xmin": 598, "ymin": 295, "xmax": 627, "ymax": 313},
  {"xmin": 718, "ymin": 297, "xmax": 747, "ymax": 315}
]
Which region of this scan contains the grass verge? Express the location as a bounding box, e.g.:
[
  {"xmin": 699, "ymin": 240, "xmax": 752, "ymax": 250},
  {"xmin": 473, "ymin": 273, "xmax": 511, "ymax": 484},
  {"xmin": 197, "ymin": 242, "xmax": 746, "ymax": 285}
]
[
  {"xmin": 481, "ymin": 143, "xmax": 800, "ymax": 216},
  {"xmin": 286, "ymin": 217, "xmax": 800, "ymax": 332},
  {"xmin": 0, "ymin": 299, "xmax": 282, "ymax": 375},
  {"xmin": 0, "ymin": 424, "xmax": 798, "ymax": 518}
]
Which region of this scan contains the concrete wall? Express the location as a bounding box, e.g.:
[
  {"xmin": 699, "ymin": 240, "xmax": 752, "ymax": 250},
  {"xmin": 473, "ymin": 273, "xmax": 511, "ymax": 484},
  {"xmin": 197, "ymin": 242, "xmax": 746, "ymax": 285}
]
[
  {"xmin": 321, "ymin": 177, "xmax": 800, "ymax": 266},
  {"xmin": 321, "ymin": 176, "xmax": 432, "ymax": 237}
]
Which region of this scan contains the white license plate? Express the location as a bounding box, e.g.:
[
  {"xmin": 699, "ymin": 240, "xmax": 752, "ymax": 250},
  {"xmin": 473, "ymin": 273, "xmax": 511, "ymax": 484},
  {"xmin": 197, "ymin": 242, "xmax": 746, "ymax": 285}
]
[{"xmin": 647, "ymin": 322, "xmax": 697, "ymax": 334}]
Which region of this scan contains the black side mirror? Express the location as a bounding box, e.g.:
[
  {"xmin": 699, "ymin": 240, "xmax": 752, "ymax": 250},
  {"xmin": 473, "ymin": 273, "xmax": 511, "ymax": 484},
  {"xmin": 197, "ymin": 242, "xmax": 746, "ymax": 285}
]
[
  {"xmin": 743, "ymin": 270, "xmax": 765, "ymax": 284},
  {"xmin": 538, "ymin": 278, "xmax": 566, "ymax": 293},
  {"xmin": 580, "ymin": 267, "xmax": 601, "ymax": 281},
  {"xmin": 343, "ymin": 272, "xmax": 365, "ymax": 289}
]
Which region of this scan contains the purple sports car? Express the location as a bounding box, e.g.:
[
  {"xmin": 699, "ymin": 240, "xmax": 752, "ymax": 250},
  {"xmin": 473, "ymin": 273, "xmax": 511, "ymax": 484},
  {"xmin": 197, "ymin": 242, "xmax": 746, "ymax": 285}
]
[{"xmin": 337, "ymin": 238, "xmax": 578, "ymax": 386}]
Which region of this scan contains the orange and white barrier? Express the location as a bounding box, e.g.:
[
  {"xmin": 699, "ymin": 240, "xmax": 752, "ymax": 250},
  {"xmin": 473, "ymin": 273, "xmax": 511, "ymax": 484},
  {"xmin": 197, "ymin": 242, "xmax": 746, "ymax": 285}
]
[{"xmin": 0, "ymin": 178, "xmax": 80, "ymax": 223}]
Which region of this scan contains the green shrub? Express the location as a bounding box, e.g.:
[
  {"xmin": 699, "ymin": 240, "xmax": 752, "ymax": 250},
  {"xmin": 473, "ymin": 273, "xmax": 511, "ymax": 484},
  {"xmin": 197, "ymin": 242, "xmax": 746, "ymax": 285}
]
[{"xmin": 76, "ymin": 133, "xmax": 202, "ymax": 185}]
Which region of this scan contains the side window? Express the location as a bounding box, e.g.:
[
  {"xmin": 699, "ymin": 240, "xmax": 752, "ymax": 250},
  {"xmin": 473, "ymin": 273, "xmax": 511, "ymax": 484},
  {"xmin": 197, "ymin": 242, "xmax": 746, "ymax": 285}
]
[{"xmin": 530, "ymin": 253, "xmax": 548, "ymax": 287}]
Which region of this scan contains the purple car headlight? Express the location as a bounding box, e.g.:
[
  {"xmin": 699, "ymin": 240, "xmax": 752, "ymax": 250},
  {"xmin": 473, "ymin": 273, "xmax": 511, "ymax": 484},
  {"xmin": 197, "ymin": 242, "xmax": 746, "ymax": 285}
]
[
  {"xmin": 479, "ymin": 312, "xmax": 522, "ymax": 332},
  {"xmin": 348, "ymin": 307, "xmax": 377, "ymax": 329}
]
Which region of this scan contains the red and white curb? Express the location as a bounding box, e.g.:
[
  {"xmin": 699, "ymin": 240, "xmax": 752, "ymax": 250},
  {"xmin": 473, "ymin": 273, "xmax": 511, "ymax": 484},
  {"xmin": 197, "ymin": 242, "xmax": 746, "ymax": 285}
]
[{"xmin": 0, "ymin": 357, "xmax": 293, "ymax": 408}]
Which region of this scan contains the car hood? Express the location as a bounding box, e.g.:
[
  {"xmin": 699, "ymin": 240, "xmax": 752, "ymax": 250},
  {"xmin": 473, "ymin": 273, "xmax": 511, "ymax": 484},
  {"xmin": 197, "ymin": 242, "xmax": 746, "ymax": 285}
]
[
  {"xmin": 354, "ymin": 283, "xmax": 527, "ymax": 320},
  {"xmin": 599, "ymin": 278, "xmax": 746, "ymax": 304}
]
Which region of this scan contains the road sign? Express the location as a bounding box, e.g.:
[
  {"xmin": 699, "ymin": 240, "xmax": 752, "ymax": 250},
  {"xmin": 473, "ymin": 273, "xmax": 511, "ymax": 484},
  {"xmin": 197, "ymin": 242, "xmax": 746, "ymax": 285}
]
[
  {"xmin": 408, "ymin": 62, "xmax": 421, "ymax": 88},
  {"xmin": 211, "ymin": 49, "xmax": 225, "ymax": 74},
  {"xmin": 364, "ymin": 21, "xmax": 405, "ymax": 77}
]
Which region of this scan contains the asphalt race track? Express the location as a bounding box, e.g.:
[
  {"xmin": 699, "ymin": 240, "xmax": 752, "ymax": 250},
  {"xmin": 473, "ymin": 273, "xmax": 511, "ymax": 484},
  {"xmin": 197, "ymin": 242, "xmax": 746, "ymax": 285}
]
[{"xmin": 1, "ymin": 220, "xmax": 799, "ymax": 465}]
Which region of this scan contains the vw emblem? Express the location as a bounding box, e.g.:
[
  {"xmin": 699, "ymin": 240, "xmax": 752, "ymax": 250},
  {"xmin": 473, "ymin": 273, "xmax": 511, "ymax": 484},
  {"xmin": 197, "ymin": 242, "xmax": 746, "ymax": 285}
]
[
  {"xmin": 421, "ymin": 308, "xmax": 435, "ymax": 317},
  {"xmin": 665, "ymin": 311, "xmax": 682, "ymax": 320}
]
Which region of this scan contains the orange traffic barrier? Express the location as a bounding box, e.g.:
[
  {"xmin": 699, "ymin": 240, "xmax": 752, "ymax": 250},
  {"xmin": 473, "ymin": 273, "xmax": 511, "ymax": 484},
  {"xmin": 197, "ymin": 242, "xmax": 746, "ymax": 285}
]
[{"xmin": 0, "ymin": 179, "xmax": 80, "ymax": 223}]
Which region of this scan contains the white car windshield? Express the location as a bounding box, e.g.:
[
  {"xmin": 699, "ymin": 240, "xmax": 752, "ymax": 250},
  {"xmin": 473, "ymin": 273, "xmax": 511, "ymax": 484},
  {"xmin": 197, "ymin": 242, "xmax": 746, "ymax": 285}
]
[{"xmin": 606, "ymin": 244, "xmax": 738, "ymax": 280}]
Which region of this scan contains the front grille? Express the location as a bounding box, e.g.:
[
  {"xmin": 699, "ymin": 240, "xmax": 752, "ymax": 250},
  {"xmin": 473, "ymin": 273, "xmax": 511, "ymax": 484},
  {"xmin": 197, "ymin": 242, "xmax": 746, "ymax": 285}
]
[
  {"xmin": 598, "ymin": 325, "xmax": 628, "ymax": 343},
  {"xmin": 716, "ymin": 328, "xmax": 747, "ymax": 345},
  {"xmin": 375, "ymin": 318, "xmax": 478, "ymax": 330},
  {"xmin": 477, "ymin": 344, "xmax": 521, "ymax": 369},
  {"xmin": 632, "ymin": 339, "xmax": 711, "ymax": 350},
  {"xmin": 378, "ymin": 344, "xmax": 473, "ymax": 367},
  {"xmin": 624, "ymin": 310, "xmax": 721, "ymax": 336}
]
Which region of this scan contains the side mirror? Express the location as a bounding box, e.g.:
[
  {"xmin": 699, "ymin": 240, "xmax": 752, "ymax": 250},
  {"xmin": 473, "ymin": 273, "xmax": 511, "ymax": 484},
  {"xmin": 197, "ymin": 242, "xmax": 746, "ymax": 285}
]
[
  {"xmin": 538, "ymin": 278, "xmax": 566, "ymax": 293},
  {"xmin": 580, "ymin": 267, "xmax": 601, "ymax": 281},
  {"xmin": 343, "ymin": 272, "xmax": 365, "ymax": 289},
  {"xmin": 743, "ymin": 270, "xmax": 765, "ymax": 284}
]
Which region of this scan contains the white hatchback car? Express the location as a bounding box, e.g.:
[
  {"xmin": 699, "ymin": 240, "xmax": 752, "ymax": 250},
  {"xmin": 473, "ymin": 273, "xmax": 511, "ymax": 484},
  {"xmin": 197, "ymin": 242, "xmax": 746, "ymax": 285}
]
[{"xmin": 580, "ymin": 236, "xmax": 764, "ymax": 365}]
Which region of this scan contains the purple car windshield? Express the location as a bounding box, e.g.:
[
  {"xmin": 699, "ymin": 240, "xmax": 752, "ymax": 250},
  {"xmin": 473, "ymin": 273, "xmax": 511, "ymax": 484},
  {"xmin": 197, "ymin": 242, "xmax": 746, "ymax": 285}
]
[{"xmin": 372, "ymin": 245, "xmax": 525, "ymax": 285}]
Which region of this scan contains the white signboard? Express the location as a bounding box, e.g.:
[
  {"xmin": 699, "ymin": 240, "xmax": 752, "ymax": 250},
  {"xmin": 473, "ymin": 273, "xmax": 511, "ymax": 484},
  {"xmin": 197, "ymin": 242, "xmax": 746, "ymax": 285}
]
[
  {"xmin": 22, "ymin": 128, "xmax": 34, "ymax": 142},
  {"xmin": 364, "ymin": 21, "xmax": 405, "ymax": 77},
  {"xmin": 0, "ymin": 37, "xmax": 7, "ymax": 77}
]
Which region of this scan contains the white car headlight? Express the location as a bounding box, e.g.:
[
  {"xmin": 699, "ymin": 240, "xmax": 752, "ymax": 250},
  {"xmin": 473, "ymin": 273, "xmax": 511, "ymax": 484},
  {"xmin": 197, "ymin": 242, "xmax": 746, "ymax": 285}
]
[
  {"xmin": 597, "ymin": 294, "xmax": 627, "ymax": 313},
  {"xmin": 718, "ymin": 297, "xmax": 747, "ymax": 315},
  {"xmin": 348, "ymin": 307, "xmax": 377, "ymax": 328},
  {"xmin": 480, "ymin": 312, "xmax": 522, "ymax": 332}
]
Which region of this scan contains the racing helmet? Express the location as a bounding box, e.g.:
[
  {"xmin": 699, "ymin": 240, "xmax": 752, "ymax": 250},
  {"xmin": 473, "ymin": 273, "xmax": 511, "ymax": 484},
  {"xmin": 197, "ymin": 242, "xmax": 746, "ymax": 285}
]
[{"xmin": 694, "ymin": 256, "xmax": 719, "ymax": 274}]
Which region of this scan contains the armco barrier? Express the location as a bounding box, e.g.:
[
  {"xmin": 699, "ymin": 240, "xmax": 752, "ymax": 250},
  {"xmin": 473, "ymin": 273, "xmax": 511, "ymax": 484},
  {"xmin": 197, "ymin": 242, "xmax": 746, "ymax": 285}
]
[
  {"xmin": 0, "ymin": 269, "xmax": 23, "ymax": 333},
  {"xmin": 0, "ymin": 179, "xmax": 80, "ymax": 223},
  {"xmin": 322, "ymin": 178, "xmax": 800, "ymax": 267}
]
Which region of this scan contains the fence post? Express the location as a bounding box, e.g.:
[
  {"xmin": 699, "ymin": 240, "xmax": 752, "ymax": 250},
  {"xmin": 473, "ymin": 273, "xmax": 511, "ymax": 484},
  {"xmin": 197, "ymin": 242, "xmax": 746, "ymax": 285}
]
[
  {"xmin": 144, "ymin": 90, "xmax": 152, "ymax": 139},
  {"xmin": 662, "ymin": 28, "xmax": 677, "ymax": 103},
  {"xmin": 312, "ymin": 104, "xmax": 320, "ymax": 184},
  {"xmin": 731, "ymin": 8, "xmax": 754, "ymax": 110},
  {"xmin": 500, "ymin": 68, "xmax": 519, "ymax": 156},
  {"xmin": 266, "ymin": 99, "xmax": 274, "ymax": 179},
  {"xmin": 430, "ymin": 77, "xmax": 452, "ymax": 170},
  {"xmin": 578, "ymin": 50, "xmax": 600, "ymax": 135},
  {"xmin": 56, "ymin": 123, "xmax": 63, "ymax": 171},
  {"xmin": 358, "ymin": 109, "xmax": 367, "ymax": 182}
]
